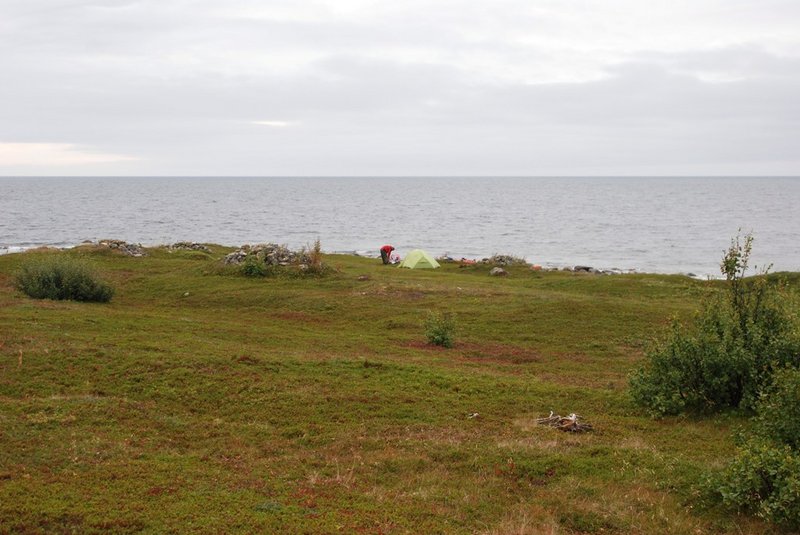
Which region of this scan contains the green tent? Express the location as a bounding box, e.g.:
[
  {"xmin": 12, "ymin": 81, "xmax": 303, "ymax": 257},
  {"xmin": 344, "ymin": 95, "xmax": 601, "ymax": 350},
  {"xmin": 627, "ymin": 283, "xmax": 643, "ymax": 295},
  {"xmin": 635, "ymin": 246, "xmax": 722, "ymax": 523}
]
[{"xmin": 398, "ymin": 249, "xmax": 440, "ymax": 269}]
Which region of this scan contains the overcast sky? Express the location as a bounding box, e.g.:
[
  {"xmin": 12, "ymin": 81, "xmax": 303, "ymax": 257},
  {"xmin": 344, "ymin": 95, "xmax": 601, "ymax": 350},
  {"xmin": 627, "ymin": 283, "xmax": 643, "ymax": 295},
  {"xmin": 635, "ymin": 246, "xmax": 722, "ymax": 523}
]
[{"xmin": 1, "ymin": 0, "xmax": 799, "ymax": 176}]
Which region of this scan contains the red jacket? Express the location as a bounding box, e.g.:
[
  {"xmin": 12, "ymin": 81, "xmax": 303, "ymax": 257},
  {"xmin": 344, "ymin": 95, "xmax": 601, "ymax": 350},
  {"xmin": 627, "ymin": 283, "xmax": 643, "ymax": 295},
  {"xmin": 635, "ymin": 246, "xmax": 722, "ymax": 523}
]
[{"xmin": 381, "ymin": 245, "xmax": 395, "ymax": 254}]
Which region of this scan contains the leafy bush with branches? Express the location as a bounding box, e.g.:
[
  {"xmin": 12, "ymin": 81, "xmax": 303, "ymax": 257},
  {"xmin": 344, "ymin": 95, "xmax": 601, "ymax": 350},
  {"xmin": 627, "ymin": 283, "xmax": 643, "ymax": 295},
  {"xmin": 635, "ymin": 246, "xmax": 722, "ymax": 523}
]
[
  {"xmin": 716, "ymin": 368, "xmax": 800, "ymax": 528},
  {"xmin": 425, "ymin": 311, "xmax": 456, "ymax": 348},
  {"xmin": 749, "ymin": 367, "xmax": 800, "ymax": 450},
  {"xmin": 16, "ymin": 256, "xmax": 115, "ymax": 303},
  {"xmin": 630, "ymin": 234, "xmax": 800, "ymax": 415}
]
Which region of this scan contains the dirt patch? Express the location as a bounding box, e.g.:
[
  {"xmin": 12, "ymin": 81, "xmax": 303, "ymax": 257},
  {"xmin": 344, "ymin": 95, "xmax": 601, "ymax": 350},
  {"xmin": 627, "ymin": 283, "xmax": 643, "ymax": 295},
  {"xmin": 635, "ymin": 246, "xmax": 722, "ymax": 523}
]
[
  {"xmin": 23, "ymin": 299, "xmax": 76, "ymax": 310},
  {"xmin": 401, "ymin": 340, "xmax": 542, "ymax": 365},
  {"xmin": 402, "ymin": 340, "xmax": 451, "ymax": 352},
  {"xmin": 0, "ymin": 272, "xmax": 14, "ymax": 289},
  {"xmin": 536, "ymin": 370, "xmax": 620, "ymax": 388},
  {"xmin": 457, "ymin": 342, "xmax": 542, "ymax": 364},
  {"xmin": 360, "ymin": 285, "xmax": 428, "ymax": 300},
  {"xmin": 273, "ymin": 311, "xmax": 330, "ymax": 324}
]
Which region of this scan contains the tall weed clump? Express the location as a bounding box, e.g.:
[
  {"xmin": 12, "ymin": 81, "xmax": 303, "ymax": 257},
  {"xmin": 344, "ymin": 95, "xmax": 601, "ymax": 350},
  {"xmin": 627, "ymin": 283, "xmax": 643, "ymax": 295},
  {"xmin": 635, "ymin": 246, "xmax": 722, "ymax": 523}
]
[
  {"xmin": 308, "ymin": 238, "xmax": 323, "ymax": 272},
  {"xmin": 299, "ymin": 238, "xmax": 329, "ymax": 276},
  {"xmin": 630, "ymin": 234, "xmax": 800, "ymax": 415},
  {"xmin": 16, "ymin": 256, "xmax": 115, "ymax": 302},
  {"xmin": 716, "ymin": 368, "xmax": 800, "ymax": 528}
]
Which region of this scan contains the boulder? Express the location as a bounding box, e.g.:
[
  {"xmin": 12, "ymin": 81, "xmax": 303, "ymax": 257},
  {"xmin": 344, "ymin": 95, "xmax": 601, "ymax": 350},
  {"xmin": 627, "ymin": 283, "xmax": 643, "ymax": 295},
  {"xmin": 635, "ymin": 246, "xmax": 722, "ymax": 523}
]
[{"xmin": 489, "ymin": 267, "xmax": 508, "ymax": 276}]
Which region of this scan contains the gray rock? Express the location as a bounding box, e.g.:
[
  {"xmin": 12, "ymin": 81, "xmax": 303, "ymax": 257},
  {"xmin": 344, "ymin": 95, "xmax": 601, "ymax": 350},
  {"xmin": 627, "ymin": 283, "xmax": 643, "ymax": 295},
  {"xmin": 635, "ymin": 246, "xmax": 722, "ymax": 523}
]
[
  {"xmin": 169, "ymin": 242, "xmax": 212, "ymax": 253},
  {"xmin": 489, "ymin": 267, "xmax": 508, "ymax": 276},
  {"xmin": 97, "ymin": 239, "xmax": 147, "ymax": 257}
]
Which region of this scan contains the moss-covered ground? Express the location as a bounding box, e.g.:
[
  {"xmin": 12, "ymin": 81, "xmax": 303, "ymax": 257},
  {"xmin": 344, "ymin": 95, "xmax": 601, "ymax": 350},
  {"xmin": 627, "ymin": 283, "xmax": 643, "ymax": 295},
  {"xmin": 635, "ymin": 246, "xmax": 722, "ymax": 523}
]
[{"xmin": 0, "ymin": 245, "xmax": 791, "ymax": 534}]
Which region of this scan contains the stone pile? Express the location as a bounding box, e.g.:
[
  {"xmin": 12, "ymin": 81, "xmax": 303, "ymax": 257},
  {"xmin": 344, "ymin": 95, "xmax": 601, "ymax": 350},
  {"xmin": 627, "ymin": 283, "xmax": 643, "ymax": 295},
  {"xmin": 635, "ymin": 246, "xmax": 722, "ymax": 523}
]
[
  {"xmin": 97, "ymin": 239, "xmax": 147, "ymax": 257},
  {"xmin": 169, "ymin": 242, "xmax": 212, "ymax": 253},
  {"xmin": 223, "ymin": 243, "xmax": 311, "ymax": 267},
  {"xmin": 480, "ymin": 254, "xmax": 529, "ymax": 266}
]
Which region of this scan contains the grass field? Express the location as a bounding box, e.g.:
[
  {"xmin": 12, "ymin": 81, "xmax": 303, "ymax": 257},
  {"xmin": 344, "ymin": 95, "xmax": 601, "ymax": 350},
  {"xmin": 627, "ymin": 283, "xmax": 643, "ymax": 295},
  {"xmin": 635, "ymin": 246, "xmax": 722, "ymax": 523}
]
[{"xmin": 0, "ymin": 245, "xmax": 792, "ymax": 534}]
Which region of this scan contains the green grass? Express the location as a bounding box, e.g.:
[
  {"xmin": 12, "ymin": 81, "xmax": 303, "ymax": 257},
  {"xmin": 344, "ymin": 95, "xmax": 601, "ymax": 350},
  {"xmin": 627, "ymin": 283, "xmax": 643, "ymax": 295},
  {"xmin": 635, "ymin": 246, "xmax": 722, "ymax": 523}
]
[{"xmin": 0, "ymin": 245, "xmax": 792, "ymax": 533}]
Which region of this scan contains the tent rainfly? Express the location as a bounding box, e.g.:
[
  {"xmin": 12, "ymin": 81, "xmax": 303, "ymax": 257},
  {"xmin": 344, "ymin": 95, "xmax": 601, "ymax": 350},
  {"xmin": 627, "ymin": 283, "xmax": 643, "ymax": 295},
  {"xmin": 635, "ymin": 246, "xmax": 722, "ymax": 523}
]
[{"xmin": 398, "ymin": 249, "xmax": 440, "ymax": 269}]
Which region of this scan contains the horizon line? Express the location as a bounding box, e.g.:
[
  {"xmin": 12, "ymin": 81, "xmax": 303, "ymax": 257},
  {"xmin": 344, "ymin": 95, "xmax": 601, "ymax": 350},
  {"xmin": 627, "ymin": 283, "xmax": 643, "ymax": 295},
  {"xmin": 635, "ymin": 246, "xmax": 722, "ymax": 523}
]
[{"xmin": 2, "ymin": 175, "xmax": 800, "ymax": 179}]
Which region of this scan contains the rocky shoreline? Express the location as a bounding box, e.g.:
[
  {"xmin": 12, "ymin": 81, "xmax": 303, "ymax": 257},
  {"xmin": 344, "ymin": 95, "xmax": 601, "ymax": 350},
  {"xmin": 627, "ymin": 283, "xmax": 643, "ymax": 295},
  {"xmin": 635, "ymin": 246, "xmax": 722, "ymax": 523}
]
[{"xmin": 0, "ymin": 240, "xmax": 703, "ymax": 278}]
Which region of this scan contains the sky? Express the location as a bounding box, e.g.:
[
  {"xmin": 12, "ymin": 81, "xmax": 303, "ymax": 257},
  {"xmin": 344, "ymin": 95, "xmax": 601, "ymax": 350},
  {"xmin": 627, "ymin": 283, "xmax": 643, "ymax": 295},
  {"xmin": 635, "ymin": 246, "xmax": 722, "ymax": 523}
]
[{"xmin": 1, "ymin": 0, "xmax": 799, "ymax": 176}]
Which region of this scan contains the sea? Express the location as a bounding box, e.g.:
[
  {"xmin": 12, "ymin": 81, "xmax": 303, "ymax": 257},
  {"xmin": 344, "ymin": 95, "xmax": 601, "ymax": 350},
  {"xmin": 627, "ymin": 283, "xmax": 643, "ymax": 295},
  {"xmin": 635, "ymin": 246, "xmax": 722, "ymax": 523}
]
[{"xmin": 1, "ymin": 176, "xmax": 798, "ymax": 278}]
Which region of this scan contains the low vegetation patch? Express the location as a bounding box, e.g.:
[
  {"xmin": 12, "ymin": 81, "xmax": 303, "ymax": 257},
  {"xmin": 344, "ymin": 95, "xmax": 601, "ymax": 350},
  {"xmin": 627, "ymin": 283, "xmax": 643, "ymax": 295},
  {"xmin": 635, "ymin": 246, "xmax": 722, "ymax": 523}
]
[{"xmin": 15, "ymin": 255, "xmax": 114, "ymax": 302}]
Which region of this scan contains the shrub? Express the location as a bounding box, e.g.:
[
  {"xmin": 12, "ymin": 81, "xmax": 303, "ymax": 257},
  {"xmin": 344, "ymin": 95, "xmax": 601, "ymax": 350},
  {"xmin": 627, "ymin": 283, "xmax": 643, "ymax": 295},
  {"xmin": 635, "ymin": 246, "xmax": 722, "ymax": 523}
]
[
  {"xmin": 717, "ymin": 439, "xmax": 800, "ymax": 528},
  {"xmin": 241, "ymin": 256, "xmax": 268, "ymax": 277},
  {"xmin": 425, "ymin": 311, "xmax": 456, "ymax": 348},
  {"xmin": 16, "ymin": 256, "xmax": 114, "ymax": 302},
  {"xmin": 630, "ymin": 233, "xmax": 800, "ymax": 415},
  {"xmin": 716, "ymin": 368, "xmax": 800, "ymax": 528},
  {"xmin": 751, "ymin": 367, "xmax": 800, "ymax": 450}
]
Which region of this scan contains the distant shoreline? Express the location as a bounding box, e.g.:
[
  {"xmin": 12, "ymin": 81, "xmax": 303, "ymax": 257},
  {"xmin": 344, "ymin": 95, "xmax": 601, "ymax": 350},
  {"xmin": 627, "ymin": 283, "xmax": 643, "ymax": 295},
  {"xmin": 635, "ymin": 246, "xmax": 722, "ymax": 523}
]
[{"xmin": 0, "ymin": 240, "xmax": 718, "ymax": 279}]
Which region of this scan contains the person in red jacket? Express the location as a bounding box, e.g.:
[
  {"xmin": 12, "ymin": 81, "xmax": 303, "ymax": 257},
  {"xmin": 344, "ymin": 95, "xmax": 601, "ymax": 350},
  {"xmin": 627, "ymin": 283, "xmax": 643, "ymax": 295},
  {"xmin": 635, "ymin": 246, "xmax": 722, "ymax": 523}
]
[{"xmin": 380, "ymin": 244, "xmax": 395, "ymax": 265}]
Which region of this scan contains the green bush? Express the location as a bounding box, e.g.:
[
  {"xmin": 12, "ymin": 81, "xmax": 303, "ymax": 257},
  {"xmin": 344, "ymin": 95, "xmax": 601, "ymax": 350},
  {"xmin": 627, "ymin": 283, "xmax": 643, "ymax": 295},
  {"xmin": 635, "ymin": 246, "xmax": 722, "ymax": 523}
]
[
  {"xmin": 718, "ymin": 440, "xmax": 800, "ymax": 528},
  {"xmin": 16, "ymin": 256, "xmax": 114, "ymax": 302},
  {"xmin": 751, "ymin": 367, "xmax": 800, "ymax": 450},
  {"xmin": 241, "ymin": 256, "xmax": 268, "ymax": 277},
  {"xmin": 630, "ymin": 234, "xmax": 800, "ymax": 415},
  {"xmin": 716, "ymin": 368, "xmax": 800, "ymax": 528},
  {"xmin": 425, "ymin": 311, "xmax": 456, "ymax": 348}
]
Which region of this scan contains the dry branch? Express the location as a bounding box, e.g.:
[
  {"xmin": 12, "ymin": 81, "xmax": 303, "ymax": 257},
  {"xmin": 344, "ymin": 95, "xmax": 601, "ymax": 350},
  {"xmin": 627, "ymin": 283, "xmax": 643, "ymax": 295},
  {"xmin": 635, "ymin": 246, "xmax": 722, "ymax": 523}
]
[{"xmin": 536, "ymin": 411, "xmax": 593, "ymax": 432}]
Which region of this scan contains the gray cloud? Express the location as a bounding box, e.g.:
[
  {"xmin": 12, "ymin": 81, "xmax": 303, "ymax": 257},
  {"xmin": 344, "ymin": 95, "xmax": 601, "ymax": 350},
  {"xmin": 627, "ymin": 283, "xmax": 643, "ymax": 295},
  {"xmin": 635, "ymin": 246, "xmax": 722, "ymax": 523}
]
[{"xmin": 1, "ymin": 0, "xmax": 799, "ymax": 174}]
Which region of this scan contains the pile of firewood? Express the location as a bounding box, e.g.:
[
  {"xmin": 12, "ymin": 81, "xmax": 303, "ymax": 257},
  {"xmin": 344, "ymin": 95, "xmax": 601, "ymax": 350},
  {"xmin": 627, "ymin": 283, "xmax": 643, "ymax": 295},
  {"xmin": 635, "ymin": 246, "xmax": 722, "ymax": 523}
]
[{"xmin": 536, "ymin": 411, "xmax": 593, "ymax": 433}]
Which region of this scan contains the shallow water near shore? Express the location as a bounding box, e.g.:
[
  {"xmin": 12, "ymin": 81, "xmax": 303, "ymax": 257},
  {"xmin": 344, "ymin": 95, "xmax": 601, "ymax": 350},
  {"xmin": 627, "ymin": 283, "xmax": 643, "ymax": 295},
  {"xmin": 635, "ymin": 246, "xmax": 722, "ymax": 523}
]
[{"xmin": 1, "ymin": 176, "xmax": 798, "ymax": 277}]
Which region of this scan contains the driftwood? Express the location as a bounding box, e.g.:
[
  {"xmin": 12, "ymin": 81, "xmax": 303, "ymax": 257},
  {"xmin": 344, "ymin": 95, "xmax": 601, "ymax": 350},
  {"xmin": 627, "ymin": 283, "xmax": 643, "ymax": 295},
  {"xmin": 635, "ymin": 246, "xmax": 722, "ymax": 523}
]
[{"xmin": 536, "ymin": 411, "xmax": 593, "ymax": 433}]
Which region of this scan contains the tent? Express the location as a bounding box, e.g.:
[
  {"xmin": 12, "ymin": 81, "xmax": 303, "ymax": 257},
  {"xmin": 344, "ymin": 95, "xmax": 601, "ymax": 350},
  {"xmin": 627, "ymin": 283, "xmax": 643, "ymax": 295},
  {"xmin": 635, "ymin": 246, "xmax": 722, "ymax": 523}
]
[{"xmin": 398, "ymin": 249, "xmax": 440, "ymax": 269}]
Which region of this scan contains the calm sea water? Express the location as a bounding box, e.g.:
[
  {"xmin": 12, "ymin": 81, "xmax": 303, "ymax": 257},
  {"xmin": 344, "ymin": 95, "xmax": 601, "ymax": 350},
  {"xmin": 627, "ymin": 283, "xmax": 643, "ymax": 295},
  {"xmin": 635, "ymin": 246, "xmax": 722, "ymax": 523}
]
[{"xmin": 1, "ymin": 177, "xmax": 798, "ymax": 277}]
